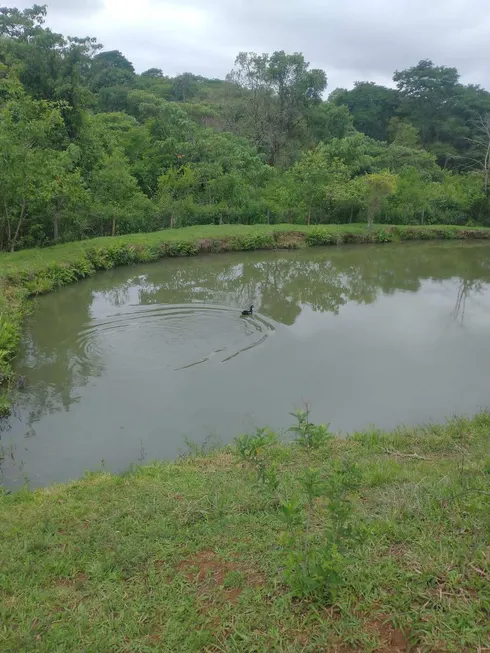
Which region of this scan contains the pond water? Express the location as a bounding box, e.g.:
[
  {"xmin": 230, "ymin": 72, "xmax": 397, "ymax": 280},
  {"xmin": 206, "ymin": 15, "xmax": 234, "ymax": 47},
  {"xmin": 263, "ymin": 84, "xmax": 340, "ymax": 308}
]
[{"xmin": 2, "ymin": 241, "xmax": 490, "ymax": 488}]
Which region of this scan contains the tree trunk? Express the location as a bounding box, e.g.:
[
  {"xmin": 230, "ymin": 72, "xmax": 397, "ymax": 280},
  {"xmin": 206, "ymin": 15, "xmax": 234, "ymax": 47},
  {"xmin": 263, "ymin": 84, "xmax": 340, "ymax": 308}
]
[
  {"xmin": 53, "ymin": 210, "xmax": 59, "ymax": 241},
  {"xmin": 349, "ymin": 206, "xmax": 353, "ymax": 224},
  {"xmin": 307, "ymin": 201, "xmax": 311, "ymax": 226},
  {"xmin": 367, "ymin": 208, "xmax": 374, "ymax": 229},
  {"xmin": 4, "ymin": 200, "xmax": 11, "ymax": 245},
  {"xmin": 10, "ymin": 199, "xmax": 26, "ymax": 252},
  {"xmin": 266, "ymin": 208, "xmax": 270, "ymax": 225},
  {"xmin": 112, "ymin": 215, "xmax": 116, "ymax": 237},
  {"xmin": 484, "ymin": 142, "xmax": 490, "ymax": 197}
]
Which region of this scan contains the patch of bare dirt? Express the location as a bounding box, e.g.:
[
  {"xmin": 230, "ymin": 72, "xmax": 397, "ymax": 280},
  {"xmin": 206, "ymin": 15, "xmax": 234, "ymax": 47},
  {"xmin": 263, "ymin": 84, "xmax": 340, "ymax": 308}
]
[
  {"xmin": 178, "ymin": 549, "xmax": 264, "ymax": 607},
  {"xmin": 54, "ymin": 573, "xmax": 88, "ymax": 588},
  {"xmin": 364, "ymin": 615, "xmax": 410, "ymax": 652}
]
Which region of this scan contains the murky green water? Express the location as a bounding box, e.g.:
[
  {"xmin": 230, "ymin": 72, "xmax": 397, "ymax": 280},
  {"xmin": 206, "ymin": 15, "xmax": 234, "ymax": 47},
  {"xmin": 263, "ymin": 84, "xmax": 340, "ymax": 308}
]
[{"xmin": 3, "ymin": 242, "xmax": 490, "ymax": 488}]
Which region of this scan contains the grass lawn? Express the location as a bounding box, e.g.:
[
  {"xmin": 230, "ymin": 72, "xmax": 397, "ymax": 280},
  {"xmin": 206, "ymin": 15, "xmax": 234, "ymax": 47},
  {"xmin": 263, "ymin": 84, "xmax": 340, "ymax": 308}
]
[
  {"xmin": 0, "ymin": 223, "xmax": 345, "ymax": 278},
  {"xmin": 1, "ymin": 412, "xmax": 489, "ymax": 652},
  {"xmin": 1, "ymin": 222, "xmax": 489, "ymax": 279}
]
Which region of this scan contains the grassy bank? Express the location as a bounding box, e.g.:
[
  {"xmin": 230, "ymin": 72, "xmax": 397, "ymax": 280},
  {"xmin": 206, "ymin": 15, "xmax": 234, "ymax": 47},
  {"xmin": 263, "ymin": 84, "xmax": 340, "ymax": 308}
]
[
  {"xmin": 1, "ymin": 222, "xmax": 490, "ymax": 413},
  {"xmin": 1, "ymin": 411, "xmax": 489, "ymax": 652}
]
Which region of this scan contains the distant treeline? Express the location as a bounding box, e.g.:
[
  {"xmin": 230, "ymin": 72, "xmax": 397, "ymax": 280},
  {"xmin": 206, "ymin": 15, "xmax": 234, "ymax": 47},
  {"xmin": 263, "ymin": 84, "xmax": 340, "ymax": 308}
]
[{"xmin": 1, "ymin": 4, "xmax": 490, "ymax": 250}]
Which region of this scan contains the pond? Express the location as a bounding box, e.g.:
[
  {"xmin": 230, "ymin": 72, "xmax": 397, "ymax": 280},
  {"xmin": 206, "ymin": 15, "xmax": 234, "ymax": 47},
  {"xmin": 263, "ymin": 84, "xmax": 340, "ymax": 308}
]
[{"xmin": 3, "ymin": 241, "xmax": 490, "ymax": 488}]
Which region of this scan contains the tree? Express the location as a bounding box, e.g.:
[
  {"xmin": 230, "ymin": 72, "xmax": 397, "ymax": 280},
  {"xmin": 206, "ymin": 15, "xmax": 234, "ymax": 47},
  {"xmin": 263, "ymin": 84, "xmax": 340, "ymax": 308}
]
[
  {"xmin": 331, "ymin": 82, "xmax": 399, "ymax": 141},
  {"xmin": 388, "ymin": 118, "xmax": 421, "ymax": 149},
  {"xmin": 0, "ymin": 94, "xmax": 68, "ymax": 250},
  {"xmin": 287, "ymin": 144, "xmax": 349, "ymax": 224},
  {"xmin": 90, "ymin": 150, "xmax": 143, "ymax": 236},
  {"xmin": 307, "ymin": 102, "xmax": 354, "ymax": 143},
  {"xmin": 361, "ymin": 172, "xmax": 397, "ymax": 227},
  {"xmin": 388, "ymin": 166, "xmax": 437, "ymax": 224},
  {"xmin": 90, "ymin": 50, "xmax": 135, "ymax": 92},
  {"xmin": 41, "ymin": 147, "xmax": 89, "ymax": 241},
  {"xmin": 0, "ymin": 4, "xmax": 47, "ymax": 39},
  {"xmin": 393, "ymin": 60, "xmax": 461, "ymax": 162},
  {"xmin": 226, "ymin": 51, "xmax": 327, "ymax": 165},
  {"xmin": 171, "ymin": 73, "xmax": 200, "ymax": 102},
  {"xmin": 466, "ymin": 113, "xmax": 490, "ymax": 197},
  {"xmin": 142, "ymin": 68, "xmax": 163, "ymax": 78}
]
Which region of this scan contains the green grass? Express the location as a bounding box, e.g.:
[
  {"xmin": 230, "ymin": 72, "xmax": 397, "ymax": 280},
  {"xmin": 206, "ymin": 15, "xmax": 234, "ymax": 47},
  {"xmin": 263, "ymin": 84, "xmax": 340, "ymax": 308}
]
[
  {"xmin": 1, "ymin": 413, "xmax": 489, "ymax": 652},
  {"xmin": 2, "ymin": 224, "xmax": 490, "ymax": 649},
  {"xmin": 1, "ymin": 222, "xmax": 489, "ymax": 278}
]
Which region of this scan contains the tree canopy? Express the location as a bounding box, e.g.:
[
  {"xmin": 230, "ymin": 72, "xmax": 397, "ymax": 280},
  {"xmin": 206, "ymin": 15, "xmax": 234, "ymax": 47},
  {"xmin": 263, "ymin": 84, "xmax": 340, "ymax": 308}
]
[{"xmin": 0, "ymin": 4, "xmax": 489, "ymax": 251}]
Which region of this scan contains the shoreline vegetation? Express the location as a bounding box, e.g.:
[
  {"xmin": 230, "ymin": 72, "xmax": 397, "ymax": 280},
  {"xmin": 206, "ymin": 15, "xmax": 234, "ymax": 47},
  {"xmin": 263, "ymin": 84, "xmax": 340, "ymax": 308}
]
[
  {"xmin": 2, "ymin": 222, "xmax": 490, "ymax": 414},
  {"xmin": 1, "ymin": 410, "xmax": 489, "ymax": 651}
]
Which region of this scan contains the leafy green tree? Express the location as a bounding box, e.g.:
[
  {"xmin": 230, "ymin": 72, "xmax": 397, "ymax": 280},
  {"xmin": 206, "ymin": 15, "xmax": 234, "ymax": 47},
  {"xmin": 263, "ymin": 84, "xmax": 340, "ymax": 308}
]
[
  {"xmin": 39, "ymin": 147, "xmax": 89, "ymax": 241},
  {"xmin": 142, "ymin": 68, "xmax": 163, "ymax": 78},
  {"xmin": 361, "ymin": 171, "xmax": 397, "ymax": 227},
  {"xmin": 0, "ymin": 3, "xmax": 46, "ymax": 40},
  {"xmin": 171, "ymin": 73, "xmax": 200, "ymax": 102},
  {"xmin": 388, "ymin": 166, "xmax": 437, "ymax": 224},
  {"xmin": 288, "ymin": 144, "xmax": 349, "ymax": 224},
  {"xmin": 388, "ymin": 118, "xmax": 421, "ymax": 148},
  {"xmin": 307, "ymin": 102, "xmax": 354, "ymax": 143},
  {"xmin": 331, "ymin": 82, "xmax": 399, "ymax": 141},
  {"xmin": 90, "ymin": 50, "xmax": 135, "ymax": 92},
  {"xmin": 394, "ymin": 60, "xmax": 460, "ymax": 144},
  {"xmin": 90, "ymin": 150, "xmax": 144, "ymax": 236},
  {"xmin": 227, "ymin": 51, "xmax": 327, "ymax": 165},
  {"xmin": 0, "ymin": 93, "xmax": 68, "ymax": 250}
]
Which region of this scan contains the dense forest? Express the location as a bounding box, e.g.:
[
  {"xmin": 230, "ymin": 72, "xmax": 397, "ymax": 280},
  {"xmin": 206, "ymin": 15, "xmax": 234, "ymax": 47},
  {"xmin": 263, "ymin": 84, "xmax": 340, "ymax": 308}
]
[{"xmin": 1, "ymin": 4, "xmax": 490, "ymax": 251}]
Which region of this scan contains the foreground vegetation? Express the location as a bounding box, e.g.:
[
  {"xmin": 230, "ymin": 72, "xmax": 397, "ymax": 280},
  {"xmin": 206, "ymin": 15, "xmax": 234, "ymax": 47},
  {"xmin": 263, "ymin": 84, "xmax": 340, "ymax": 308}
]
[
  {"xmin": 2, "ymin": 5, "xmax": 490, "ymax": 252},
  {"xmin": 1, "ymin": 410, "xmax": 489, "ymax": 651},
  {"xmin": 2, "ymin": 222, "xmax": 490, "ymax": 415}
]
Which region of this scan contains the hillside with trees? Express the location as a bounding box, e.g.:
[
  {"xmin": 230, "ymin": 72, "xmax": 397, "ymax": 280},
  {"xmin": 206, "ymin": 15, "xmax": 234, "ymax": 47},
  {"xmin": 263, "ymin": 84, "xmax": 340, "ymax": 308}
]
[{"xmin": 1, "ymin": 4, "xmax": 490, "ymax": 251}]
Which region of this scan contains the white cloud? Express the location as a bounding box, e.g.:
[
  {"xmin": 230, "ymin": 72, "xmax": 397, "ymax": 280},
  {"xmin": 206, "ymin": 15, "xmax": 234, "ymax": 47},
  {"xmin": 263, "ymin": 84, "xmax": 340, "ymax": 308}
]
[{"xmin": 11, "ymin": 0, "xmax": 490, "ymax": 89}]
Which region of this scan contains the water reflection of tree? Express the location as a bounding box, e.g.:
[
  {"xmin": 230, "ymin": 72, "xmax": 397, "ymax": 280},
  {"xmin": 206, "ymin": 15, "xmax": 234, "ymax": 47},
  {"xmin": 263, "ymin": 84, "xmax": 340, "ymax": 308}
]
[
  {"xmin": 7, "ymin": 242, "xmax": 490, "ymax": 435},
  {"xmin": 11, "ymin": 279, "xmax": 106, "ymax": 437},
  {"xmin": 135, "ymin": 244, "xmax": 490, "ymax": 325},
  {"xmin": 452, "ymin": 280, "xmax": 483, "ymax": 325}
]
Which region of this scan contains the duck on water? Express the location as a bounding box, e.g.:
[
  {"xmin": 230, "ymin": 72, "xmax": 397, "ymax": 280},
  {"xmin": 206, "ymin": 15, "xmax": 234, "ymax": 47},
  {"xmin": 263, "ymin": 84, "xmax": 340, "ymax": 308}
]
[{"xmin": 241, "ymin": 305, "xmax": 254, "ymax": 316}]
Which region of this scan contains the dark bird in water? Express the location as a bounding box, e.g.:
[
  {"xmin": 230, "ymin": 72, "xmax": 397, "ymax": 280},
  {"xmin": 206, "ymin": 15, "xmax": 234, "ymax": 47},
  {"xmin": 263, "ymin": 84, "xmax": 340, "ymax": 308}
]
[{"xmin": 241, "ymin": 305, "xmax": 254, "ymax": 316}]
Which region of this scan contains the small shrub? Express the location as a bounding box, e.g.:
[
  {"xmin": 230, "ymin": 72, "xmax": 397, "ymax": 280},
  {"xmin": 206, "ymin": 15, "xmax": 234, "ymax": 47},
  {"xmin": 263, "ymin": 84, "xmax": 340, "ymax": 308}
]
[
  {"xmin": 274, "ymin": 231, "xmax": 307, "ymax": 249},
  {"xmin": 23, "ymin": 277, "xmax": 56, "ymax": 295},
  {"xmin": 234, "ymin": 428, "xmax": 280, "ymax": 494},
  {"xmin": 375, "ymin": 229, "xmax": 393, "ymax": 243},
  {"xmin": 305, "ymin": 228, "xmax": 337, "ymax": 246},
  {"xmin": 279, "ymin": 461, "xmax": 359, "ymax": 602},
  {"xmin": 281, "ymin": 537, "xmax": 344, "ymax": 600},
  {"xmin": 289, "ymin": 406, "xmax": 333, "ymax": 451},
  {"xmin": 234, "ymin": 427, "xmax": 278, "ymax": 464},
  {"xmin": 85, "ymin": 247, "xmax": 116, "ymax": 270},
  {"xmin": 256, "ymin": 462, "xmax": 280, "ymax": 492}
]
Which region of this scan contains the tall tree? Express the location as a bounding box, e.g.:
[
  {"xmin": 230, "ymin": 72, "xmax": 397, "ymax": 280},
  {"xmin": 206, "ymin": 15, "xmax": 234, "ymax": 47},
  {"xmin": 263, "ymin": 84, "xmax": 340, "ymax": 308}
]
[
  {"xmin": 361, "ymin": 171, "xmax": 397, "ymax": 227},
  {"xmin": 226, "ymin": 51, "xmax": 327, "ymax": 165},
  {"xmin": 90, "ymin": 50, "xmax": 135, "ymax": 92},
  {"xmin": 393, "ymin": 60, "xmax": 461, "ymax": 158},
  {"xmin": 331, "ymin": 82, "xmax": 399, "ymax": 141}
]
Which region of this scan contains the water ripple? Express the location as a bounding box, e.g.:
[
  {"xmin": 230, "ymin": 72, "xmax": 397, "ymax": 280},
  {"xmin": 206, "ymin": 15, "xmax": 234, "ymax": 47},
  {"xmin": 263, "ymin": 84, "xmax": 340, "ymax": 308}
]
[{"xmin": 76, "ymin": 303, "xmax": 276, "ymax": 372}]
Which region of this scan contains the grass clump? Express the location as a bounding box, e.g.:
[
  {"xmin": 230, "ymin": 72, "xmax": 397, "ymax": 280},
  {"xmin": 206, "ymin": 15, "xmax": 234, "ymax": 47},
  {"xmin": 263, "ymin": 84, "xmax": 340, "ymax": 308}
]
[{"xmin": 1, "ymin": 411, "xmax": 490, "ymax": 651}]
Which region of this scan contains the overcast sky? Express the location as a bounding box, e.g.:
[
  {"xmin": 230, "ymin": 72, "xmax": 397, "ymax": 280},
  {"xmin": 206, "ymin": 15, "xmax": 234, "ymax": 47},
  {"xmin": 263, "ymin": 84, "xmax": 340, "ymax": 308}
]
[{"xmin": 13, "ymin": 0, "xmax": 490, "ymax": 91}]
